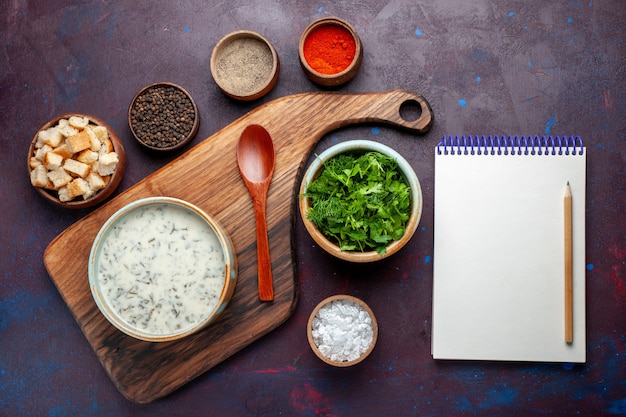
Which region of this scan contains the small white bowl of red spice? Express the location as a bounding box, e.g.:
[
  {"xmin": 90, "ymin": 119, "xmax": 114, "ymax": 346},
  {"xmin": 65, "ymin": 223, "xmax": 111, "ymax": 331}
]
[
  {"xmin": 299, "ymin": 140, "xmax": 422, "ymax": 263},
  {"xmin": 298, "ymin": 17, "xmax": 363, "ymax": 87}
]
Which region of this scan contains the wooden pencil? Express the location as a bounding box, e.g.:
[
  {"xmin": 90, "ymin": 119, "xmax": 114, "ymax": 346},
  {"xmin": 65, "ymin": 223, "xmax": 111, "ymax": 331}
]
[{"xmin": 564, "ymin": 182, "xmax": 573, "ymax": 344}]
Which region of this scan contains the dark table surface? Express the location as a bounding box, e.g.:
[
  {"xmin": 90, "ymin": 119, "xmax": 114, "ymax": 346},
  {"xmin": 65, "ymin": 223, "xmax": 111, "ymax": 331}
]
[{"xmin": 2, "ymin": 1, "xmax": 624, "ymax": 416}]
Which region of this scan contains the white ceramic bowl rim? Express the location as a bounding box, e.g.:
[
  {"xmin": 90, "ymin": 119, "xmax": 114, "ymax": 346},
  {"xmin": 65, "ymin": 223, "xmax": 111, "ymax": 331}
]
[
  {"xmin": 303, "ymin": 140, "xmax": 419, "ymax": 190},
  {"xmin": 88, "ymin": 196, "xmax": 235, "ymax": 341}
]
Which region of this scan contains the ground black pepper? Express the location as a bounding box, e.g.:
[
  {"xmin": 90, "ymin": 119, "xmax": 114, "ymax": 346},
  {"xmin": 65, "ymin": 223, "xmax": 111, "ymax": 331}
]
[
  {"xmin": 214, "ymin": 37, "xmax": 274, "ymax": 96},
  {"xmin": 130, "ymin": 84, "xmax": 197, "ymax": 150}
]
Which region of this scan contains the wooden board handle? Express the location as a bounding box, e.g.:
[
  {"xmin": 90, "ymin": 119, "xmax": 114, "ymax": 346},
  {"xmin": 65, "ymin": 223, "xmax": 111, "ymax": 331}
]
[
  {"xmin": 252, "ymin": 90, "xmax": 434, "ymax": 138},
  {"xmin": 335, "ymin": 89, "xmax": 434, "ymax": 132}
]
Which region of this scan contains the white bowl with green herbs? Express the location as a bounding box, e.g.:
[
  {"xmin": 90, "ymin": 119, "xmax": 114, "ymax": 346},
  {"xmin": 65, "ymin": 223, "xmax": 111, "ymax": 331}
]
[{"xmin": 299, "ymin": 140, "xmax": 422, "ymax": 262}]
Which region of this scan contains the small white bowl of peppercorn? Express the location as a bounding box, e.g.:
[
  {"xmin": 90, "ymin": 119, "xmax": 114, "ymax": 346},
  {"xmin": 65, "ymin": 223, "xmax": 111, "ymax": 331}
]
[
  {"xmin": 299, "ymin": 140, "xmax": 422, "ymax": 263},
  {"xmin": 128, "ymin": 82, "xmax": 200, "ymax": 152}
]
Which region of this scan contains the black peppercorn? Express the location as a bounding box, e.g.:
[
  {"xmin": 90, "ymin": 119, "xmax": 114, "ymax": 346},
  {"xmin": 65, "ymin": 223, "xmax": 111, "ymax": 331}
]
[{"xmin": 129, "ymin": 83, "xmax": 198, "ymax": 151}]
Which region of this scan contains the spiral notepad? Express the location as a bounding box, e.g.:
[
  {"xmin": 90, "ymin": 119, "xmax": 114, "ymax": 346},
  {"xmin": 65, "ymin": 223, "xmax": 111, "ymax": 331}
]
[{"xmin": 432, "ymin": 135, "xmax": 586, "ymax": 362}]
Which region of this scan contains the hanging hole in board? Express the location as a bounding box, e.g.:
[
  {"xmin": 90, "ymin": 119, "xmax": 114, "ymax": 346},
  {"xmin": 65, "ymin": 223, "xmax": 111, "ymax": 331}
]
[{"xmin": 399, "ymin": 99, "xmax": 422, "ymax": 122}]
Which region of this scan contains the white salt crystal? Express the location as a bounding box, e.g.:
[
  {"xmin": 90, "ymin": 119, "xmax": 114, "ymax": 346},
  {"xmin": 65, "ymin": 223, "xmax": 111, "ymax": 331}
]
[{"xmin": 311, "ymin": 299, "xmax": 374, "ymax": 363}]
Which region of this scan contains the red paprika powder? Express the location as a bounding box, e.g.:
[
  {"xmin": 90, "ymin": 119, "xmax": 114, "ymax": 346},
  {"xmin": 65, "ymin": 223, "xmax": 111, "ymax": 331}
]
[{"xmin": 303, "ymin": 24, "xmax": 357, "ymax": 74}]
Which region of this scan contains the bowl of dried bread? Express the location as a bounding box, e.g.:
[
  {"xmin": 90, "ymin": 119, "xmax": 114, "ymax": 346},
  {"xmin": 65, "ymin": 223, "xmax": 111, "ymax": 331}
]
[{"xmin": 28, "ymin": 114, "xmax": 125, "ymax": 209}]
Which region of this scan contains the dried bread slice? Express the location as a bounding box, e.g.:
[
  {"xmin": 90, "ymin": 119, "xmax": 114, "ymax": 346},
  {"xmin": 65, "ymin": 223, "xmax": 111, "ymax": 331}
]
[
  {"xmin": 68, "ymin": 116, "xmax": 89, "ymax": 129},
  {"xmin": 92, "ymin": 125, "xmax": 109, "ymax": 142},
  {"xmin": 84, "ymin": 125, "xmax": 101, "ymax": 152},
  {"xmin": 99, "ymin": 137, "xmax": 114, "ymax": 154},
  {"xmin": 47, "ymin": 167, "xmax": 73, "ymax": 189},
  {"xmin": 34, "ymin": 144, "xmax": 53, "ymax": 162},
  {"xmin": 53, "ymin": 144, "xmax": 73, "ymax": 159},
  {"xmin": 65, "ymin": 131, "xmax": 92, "ymax": 153},
  {"xmin": 86, "ymin": 172, "xmax": 106, "ymax": 192},
  {"xmin": 76, "ymin": 149, "xmax": 99, "ymax": 164},
  {"xmin": 58, "ymin": 178, "xmax": 91, "ymax": 202},
  {"xmin": 44, "ymin": 151, "xmax": 64, "ymax": 170},
  {"xmin": 57, "ymin": 120, "xmax": 79, "ymax": 138},
  {"xmin": 30, "ymin": 165, "xmax": 50, "ymax": 188},
  {"xmin": 94, "ymin": 152, "xmax": 118, "ymax": 176},
  {"xmin": 29, "ymin": 156, "xmax": 42, "ymax": 169},
  {"xmin": 38, "ymin": 126, "xmax": 64, "ymax": 148},
  {"xmin": 63, "ymin": 158, "xmax": 90, "ymax": 178}
]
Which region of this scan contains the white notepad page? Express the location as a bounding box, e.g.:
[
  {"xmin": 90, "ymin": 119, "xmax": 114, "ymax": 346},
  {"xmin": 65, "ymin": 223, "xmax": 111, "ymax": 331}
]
[{"xmin": 432, "ymin": 136, "xmax": 586, "ymax": 362}]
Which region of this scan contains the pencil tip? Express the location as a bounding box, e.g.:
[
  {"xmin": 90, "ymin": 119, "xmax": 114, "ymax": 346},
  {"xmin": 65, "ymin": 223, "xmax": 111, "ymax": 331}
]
[{"xmin": 567, "ymin": 181, "xmax": 570, "ymax": 185}]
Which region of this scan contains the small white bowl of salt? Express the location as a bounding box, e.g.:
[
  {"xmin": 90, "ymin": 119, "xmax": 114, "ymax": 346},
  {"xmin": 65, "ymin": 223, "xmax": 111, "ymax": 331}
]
[{"xmin": 307, "ymin": 295, "xmax": 378, "ymax": 367}]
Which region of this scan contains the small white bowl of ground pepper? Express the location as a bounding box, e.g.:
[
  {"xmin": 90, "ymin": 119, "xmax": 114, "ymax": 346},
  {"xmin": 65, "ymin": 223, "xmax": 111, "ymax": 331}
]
[
  {"xmin": 210, "ymin": 30, "xmax": 280, "ymax": 101},
  {"xmin": 128, "ymin": 82, "xmax": 199, "ymax": 152}
]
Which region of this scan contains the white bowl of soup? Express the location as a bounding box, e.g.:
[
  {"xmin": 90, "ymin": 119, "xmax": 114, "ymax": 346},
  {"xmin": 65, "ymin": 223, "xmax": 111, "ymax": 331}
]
[{"xmin": 88, "ymin": 197, "xmax": 237, "ymax": 342}]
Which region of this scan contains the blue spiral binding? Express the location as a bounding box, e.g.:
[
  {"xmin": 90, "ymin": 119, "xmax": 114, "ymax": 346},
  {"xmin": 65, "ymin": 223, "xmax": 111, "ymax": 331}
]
[{"xmin": 436, "ymin": 135, "xmax": 584, "ymax": 156}]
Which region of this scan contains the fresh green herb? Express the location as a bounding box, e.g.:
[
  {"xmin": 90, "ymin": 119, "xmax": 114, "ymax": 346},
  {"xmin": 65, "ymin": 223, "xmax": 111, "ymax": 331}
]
[{"xmin": 304, "ymin": 151, "xmax": 411, "ymax": 254}]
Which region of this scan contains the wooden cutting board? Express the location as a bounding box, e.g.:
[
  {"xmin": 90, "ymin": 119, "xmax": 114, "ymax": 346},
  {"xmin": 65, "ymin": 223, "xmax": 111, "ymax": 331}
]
[{"xmin": 43, "ymin": 90, "xmax": 433, "ymax": 403}]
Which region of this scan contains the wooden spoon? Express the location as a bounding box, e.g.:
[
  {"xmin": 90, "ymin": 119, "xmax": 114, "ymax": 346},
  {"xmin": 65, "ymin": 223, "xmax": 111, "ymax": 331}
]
[{"xmin": 236, "ymin": 124, "xmax": 275, "ymax": 301}]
